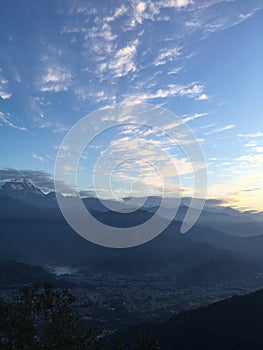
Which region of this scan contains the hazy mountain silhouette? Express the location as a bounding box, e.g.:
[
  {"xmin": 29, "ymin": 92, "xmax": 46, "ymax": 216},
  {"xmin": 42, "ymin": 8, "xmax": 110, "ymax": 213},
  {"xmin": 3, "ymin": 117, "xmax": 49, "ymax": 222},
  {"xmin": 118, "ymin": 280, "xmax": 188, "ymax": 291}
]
[
  {"xmin": 1, "ymin": 180, "xmax": 263, "ymax": 284},
  {"xmin": 146, "ymin": 204, "xmax": 263, "ymax": 237},
  {"xmin": 0, "ymin": 260, "xmax": 54, "ymax": 285}
]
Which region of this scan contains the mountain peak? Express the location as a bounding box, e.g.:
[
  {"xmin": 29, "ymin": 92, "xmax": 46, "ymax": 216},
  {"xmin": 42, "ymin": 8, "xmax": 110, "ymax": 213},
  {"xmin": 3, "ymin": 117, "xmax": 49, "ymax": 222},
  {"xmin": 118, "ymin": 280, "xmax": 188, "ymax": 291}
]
[{"xmin": 0, "ymin": 179, "xmax": 44, "ymax": 199}]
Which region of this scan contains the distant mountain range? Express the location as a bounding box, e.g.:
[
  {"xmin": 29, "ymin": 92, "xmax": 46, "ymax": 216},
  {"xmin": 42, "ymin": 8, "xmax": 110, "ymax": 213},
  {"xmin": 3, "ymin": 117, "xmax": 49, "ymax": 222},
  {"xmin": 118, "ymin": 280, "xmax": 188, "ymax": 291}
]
[
  {"xmin": 1, "ymin": 179, "xmax": 262, "ymax": 236},
  {"xmin": 0, "ymin": 179, "xmax": 263, "ymax": 286}
]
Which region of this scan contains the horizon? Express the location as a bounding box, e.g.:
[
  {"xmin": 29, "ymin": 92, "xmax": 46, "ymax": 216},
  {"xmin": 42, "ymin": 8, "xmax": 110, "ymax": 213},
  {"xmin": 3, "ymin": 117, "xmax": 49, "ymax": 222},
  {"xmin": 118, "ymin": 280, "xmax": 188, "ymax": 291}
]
[{"xmin": 1, "ymin": 177, "xmax": 263, "ymax": 216}]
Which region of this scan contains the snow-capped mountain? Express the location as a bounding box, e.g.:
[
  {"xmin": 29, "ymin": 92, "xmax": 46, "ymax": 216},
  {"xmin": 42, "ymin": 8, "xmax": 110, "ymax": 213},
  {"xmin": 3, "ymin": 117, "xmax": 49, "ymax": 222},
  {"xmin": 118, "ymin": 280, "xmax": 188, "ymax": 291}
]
[
  {"xmin": 0, "ymin": 179, "xmax": 45, "ymax": 200},
  {"xmin": 0, "ymin": 180, "xmax": 262, "ymax": 237},
  {"xmin": 0, "ymin": 179, "xmax": 112, "ymax": 211}
]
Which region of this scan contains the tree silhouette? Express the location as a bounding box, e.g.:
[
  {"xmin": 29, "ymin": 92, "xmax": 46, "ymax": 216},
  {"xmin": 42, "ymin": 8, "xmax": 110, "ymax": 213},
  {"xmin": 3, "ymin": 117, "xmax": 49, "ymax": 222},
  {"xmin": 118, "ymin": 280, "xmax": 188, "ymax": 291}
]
[
  {"xmin": 0, "ymin": 284, "xmax": 108, "ymax": 349},
  {"xmin": 135, "ymin": 331, "xmax": 160, "ymax": 350},
  {"xmin": 0, "ymin": 284, "xmax": 160, "ymax": 349}
]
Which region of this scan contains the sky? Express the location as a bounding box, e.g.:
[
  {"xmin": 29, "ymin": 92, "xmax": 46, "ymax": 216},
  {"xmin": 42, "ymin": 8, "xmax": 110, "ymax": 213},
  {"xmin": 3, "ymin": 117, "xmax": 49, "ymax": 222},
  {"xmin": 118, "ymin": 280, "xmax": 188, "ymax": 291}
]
[{"xmin": 0, "ymin": 0, "xmax": 262, "ymax": 211}]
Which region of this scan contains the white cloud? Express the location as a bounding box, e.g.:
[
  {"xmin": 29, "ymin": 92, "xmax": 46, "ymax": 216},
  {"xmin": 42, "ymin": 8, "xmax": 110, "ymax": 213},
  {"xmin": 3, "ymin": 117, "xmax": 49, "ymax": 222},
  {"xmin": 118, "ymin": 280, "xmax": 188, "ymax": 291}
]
[
  {"xmin": 74, "ymin": 86, "xmax": 116, "ymax": 103},
  {"xmin": 238, "ymin": 132, "xmax": 263, "ymax": 138},
  {"xmin": 105, "ymin": 5, "xmax": 129, "ymax": 22},
  {"xmin": 0, "ymin": 91, "xmax": 12, "ymax": 100},
  {"xmin": 168, "ymin": 67, "xmax": 183, "ymax": 75},
  {"xmin": 83, "ymin": 22, "xmax": 117, "ymax": 58},
  {"xmin": 236, "ymin": 153, "xmax": 263, "ymax": 164},
  {"xmin": 97, "ymin": 133, "xmax": 205, "ymax": 192},
  {"xmin": 164, "ymin": 113, "xmax": 208, "ymax": 130},
  {"xmin": 0, "ymin": 112, "xmax": 27, "ymax": 131},
  {"xmin": 182, "ymin": 112, "xmax": 208, "ymax": 123},
  {"xmin": 153, "ymin": 47, "xmax": 181, "ymax": 66},
  {"xmin": 124, "ymin": 82, "xmax": 208, "ymax": 103},
  {"xmin": 244, "ymin": 141, "xmax": 258, "ymax": 147},
  {"xmin": 39, "ymin": 65, "xmax": 73, "ymax": 93},
  {"xmin": 52, "ymin": 123, "xmax": 70, "ymax": 134},
  {"xmin": 122, "ymin": 0, "xmax": 193, "ymax": 30},
  {"xmin": 0, "ymin": 74, "xmax": 12, "ymax": 99},
  {"xmin": 254, "ymin": 147, "xmax": 263, "ymax": 153},
  {"xmin": 205, "ymin": 124, "xmax": 235, "ymax": 135},
  {"xmin": 0, "ymin": 78, "xmax": 8, "ymax": 84},
  {"xmin": 160, "ymin": 0, "xmax": 193, "ymax": 9},
  {"xmin": 100, "ymin": 133, "xmax": 205, "ymax": 184},
  {"xmin": 101, "ymin": 39, "xmax": 139, "ymax": 78},
  {"xmin": 100, "ymin": 23, "xmax": 118, "ymax": 42},
  {"xmin": 196, "ymin": 93, "xmax": 209, "ymax": 100},
  {"xmin": 190, "ymin": 3, "xmax": 262, "ymax": 39},
  {"xmin": 32, "ymin": 152, "xmax": 44, "ymax": 162}
]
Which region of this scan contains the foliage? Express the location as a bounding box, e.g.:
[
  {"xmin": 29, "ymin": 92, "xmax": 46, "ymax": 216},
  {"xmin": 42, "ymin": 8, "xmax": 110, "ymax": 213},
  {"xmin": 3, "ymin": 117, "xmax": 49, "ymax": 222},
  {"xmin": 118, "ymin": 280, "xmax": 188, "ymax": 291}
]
[
  {"xmin": 134, "ymin": 331, "xmax": 160, "ymax": 350},
  {"xmin": 0, "ymin": 284, "xmax": 160, "ymax": 350},
  {"xmin": 0, "ymin": 284, "xmax": 108, "ymax": 350}
]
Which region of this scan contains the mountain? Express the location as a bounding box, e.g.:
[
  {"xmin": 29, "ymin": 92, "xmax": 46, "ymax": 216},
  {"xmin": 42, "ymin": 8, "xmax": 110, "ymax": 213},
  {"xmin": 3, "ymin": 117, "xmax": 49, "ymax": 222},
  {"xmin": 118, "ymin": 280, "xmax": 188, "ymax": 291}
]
[
  {"xmin": 0, "ymin": 180, "xmax": 263, "ymax": 283},
  {"xmin": 123, "ymin": 195, "xmax": 263, "ymax": 237},
  {"xmin": 0, "ymin": 179, "xmax": 56, "ymax": 208},
  {"xmin": 0, "ymin": 192, "xmax": 261, "ymax": 284},
  {"xmin": 0, "ymin": 260, "xmax": 54, "ymax": 286},
  {"xmin": 112, "ymin": 289, "xmax": 263, "ymax": 349},
  {"xmin": 0, "ymin": 179, "xmax": 44, "ymax": 200},
  {"xmin": 177, "ymin": 252, "xmax": 259, "ymax": 286},
  {"xmin": 0, "ymin": 179, "xmax": 119, "ymax": 211},
  {"xmin": 1, "ymin": 180, "xmax": 262, "ymax": 237},
  {"xmin": 144, "ymin": 204, "xmax": 263, "ymax": 237},
  {"xmin": 243, "ymin": 210, "xmax": 263, "ymax": 222},
  {"xmin": 186, "ymin": 226, "xmax": 263, "ymax": 266}
]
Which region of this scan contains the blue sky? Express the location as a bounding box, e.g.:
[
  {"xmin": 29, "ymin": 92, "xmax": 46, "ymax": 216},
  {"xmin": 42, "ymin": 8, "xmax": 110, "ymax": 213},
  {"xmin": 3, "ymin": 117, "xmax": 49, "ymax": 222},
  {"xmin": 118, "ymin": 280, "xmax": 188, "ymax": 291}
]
[{"xmin": 0, "ymin": 0, "xmax": 262, "ymax": 210}]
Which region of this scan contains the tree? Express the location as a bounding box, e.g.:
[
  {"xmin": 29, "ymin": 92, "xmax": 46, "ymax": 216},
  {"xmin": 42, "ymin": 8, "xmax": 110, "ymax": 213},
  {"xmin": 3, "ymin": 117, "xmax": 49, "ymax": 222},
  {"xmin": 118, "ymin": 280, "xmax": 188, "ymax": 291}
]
[
  {"xmin": 0, "ymin": 284, "xmax": 109, "ymax": 349},
  {"xmin": 135, "ymin": 331, "xmax": 160, "ymax": 350},
  {"xmin": 0, "ymin": 284, "xmax": 160, "ymax": 349}
]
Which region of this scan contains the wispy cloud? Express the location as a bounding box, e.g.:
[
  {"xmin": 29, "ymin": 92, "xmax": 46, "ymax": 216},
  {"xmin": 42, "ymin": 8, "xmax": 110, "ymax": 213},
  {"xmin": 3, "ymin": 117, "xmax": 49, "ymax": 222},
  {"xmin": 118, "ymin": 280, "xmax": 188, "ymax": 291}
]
[
  {"xmin": 182, "ymin": 112, "xmax": 208, "ymax": 123},
  {"xmin": 99, "ymin": 39, "xmax": 139, "ymax": 78},
  {"xmin": 55, "ymin": 0, "xmax": 261, "ymax": 108},
  {"xmin": 0, "ymin": 90, "xmax": 12, "ymax": 100},
  {"xmin": 196, "ymin": 93, "xmax": 209, "ymax": 101},
  {"xmin": 160, "ymin": 0, "xmax": 193, "ymax": 9},
  {"xmin": 153, "ymin": 47, "xmax": 181, "ymax": 66},
  {"xmin": 32, "ymin": 152, "xmax": 45, "ymax": 162},
  {"xmin": 0, "ymin": 72, "xmax": 12, "ymax": 99},
  {"xmin": 238, "ymin": 132, "xmax": 263, "ymax": 138},
  {"xmin": 205, "ymin": 124, "xmax": 235, "ymax": 135},
  {"xmin": 105, "ymin": 4, "xmax": 129, "ymax": 22},
  {"xmin": 39, "ymin": 64, "xmax": 73, "ymax": 93},
  {"xmin": 188, "ymin": 2, "xmax": 262, "ymax": 39},
  {"xmin": 95, "ymin": 132, "xmax": 206, "ymax": 196},
  {"xmin": 124, "ymin": 82, "xmax": 208, "ymax": 104},
  {"xmin": 122, "ymin": 0, "xmax": 193, "ymax": 30},
  {"xmin": 0, "ymin": 112, "xmax": 27, "ymax": 131}
]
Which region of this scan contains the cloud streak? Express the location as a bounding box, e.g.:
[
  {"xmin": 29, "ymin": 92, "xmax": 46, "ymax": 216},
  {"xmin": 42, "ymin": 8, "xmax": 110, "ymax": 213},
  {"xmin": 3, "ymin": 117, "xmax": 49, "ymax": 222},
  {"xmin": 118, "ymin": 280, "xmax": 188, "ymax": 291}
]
[
  {"xmin": 205, "ymin": 124, "xmax": 235, "ymax": 135},
  {"xmin": 0, "ymin": 112, "xmax": 27, "ymax": 131}
]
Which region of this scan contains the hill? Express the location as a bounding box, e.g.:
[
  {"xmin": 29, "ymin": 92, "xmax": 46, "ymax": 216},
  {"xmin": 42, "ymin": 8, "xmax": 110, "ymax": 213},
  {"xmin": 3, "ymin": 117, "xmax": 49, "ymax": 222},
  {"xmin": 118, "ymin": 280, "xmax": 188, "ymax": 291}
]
[
  {"xmin": 113, "ymin": 289, "xmax": 263, "ymax": 349},
  {"xmin": 0, "ymin": 260, "xmax": 54, "ymax": 286}
]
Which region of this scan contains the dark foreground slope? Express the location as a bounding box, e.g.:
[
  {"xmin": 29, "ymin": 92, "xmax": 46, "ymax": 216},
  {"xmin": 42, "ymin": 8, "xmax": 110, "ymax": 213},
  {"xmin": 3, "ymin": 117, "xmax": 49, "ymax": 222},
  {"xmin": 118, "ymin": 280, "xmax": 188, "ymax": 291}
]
[{"xmin": 113, "ymin": 288, "xmax": 263, "ymax": 349}]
